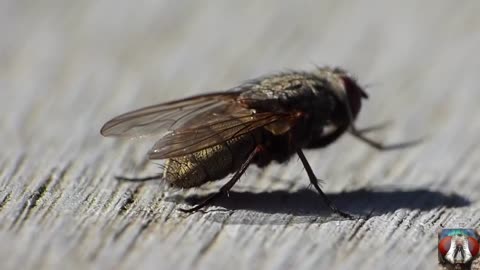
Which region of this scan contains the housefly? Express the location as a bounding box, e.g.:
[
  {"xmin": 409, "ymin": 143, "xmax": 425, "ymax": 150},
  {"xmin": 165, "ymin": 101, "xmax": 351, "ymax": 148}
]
[{"xmin": 101, "ymin": 66, "xmax": 416, "ymax": 218}]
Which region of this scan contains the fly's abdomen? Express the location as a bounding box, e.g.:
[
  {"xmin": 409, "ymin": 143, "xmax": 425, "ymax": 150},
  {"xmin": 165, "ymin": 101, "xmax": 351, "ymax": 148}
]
[{"xmin": 163, "ymin": 133, "xmax": 257, "ymax": 188}]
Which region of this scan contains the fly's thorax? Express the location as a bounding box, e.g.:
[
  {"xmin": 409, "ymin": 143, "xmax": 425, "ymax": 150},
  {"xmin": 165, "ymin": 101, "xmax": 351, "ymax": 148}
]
[{"xmin": 163, "ymin": 133, "xmax": 258, "ymax": 188}]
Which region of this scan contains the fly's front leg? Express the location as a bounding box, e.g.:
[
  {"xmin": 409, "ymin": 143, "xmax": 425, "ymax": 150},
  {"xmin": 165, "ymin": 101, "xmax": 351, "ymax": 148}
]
[
  {"xmin": 354, "ymin": 121, "xmax": 392, "ymax": 134},
  {"xmin": 349, "ymin": 125, "xmax": 422, "ymax": 151}
]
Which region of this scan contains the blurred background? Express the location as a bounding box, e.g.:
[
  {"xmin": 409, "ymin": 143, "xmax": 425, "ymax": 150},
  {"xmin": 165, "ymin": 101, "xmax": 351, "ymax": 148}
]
[{"xmin": 1, "ymin": 1, "xmax": 480, "ymax": 270}]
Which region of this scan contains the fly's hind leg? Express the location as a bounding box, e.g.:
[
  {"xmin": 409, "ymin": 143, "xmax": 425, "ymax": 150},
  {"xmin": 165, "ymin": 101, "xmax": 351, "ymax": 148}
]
[
  {"xmin": 115, "ymin": 174, "xmax": 163, "ymax": 182},
  {"xmin": 115, "ymin": 162, "xmax": 166, "ymax": 182},
  {"xmin": 179, "ymin": 145, "xmax": 263, "ymax": 213}
]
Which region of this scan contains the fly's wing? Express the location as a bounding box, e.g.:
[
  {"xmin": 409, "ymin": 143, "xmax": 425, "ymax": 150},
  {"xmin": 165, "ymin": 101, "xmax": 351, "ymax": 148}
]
[
  {"xmin": 100, "ymin": 92, "xmax": 240, "ymax": 138},
  {"xmin": 148, "ymin": 109, "xmax": 290, "ymax": 159},
  {"xmin": 101, "ymin": 90, "xmax": 296, "ymax": 160}
]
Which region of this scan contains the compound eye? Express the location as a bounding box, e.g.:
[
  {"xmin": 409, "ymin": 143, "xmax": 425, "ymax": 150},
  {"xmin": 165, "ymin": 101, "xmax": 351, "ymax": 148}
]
[
  {"xmin": 438, "ymin": 236, "xmax": 452, "ymax": 256},
  {"xmin": 340, "ymin": 76, "xmax": 368, "ymax": 99},
  {"xmin": 468, "ymin": 237, "xmax": 479, "ymax": 257}
]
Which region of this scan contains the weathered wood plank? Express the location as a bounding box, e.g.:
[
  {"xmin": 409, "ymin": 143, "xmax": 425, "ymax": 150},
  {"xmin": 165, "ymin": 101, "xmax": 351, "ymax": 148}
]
[{"xmin": 1, "ymin": 1, "xmax": 480, "ymax": 269}]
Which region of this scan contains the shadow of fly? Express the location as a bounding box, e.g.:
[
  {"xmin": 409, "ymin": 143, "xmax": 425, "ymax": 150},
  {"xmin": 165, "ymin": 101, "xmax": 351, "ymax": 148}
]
[{"xmin": 101, "ymin": 66, "xmax": 418, "ymax": 219}]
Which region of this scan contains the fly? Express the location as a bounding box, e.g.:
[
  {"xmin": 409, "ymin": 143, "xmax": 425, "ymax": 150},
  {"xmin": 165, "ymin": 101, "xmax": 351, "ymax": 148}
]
[{"xmin": 100, "ymin": 66, "xmax": 417, "ymax": 218}]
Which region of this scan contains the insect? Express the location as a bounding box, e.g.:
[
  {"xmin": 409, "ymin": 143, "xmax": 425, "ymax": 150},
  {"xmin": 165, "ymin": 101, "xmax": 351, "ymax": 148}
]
[
  {"xmin": 438, "ymin": 228, "xmax": 480, "ymax": 269},
  {"xmin": 101, "ymin": 66, "xmax": 415, "ymax": 218}
]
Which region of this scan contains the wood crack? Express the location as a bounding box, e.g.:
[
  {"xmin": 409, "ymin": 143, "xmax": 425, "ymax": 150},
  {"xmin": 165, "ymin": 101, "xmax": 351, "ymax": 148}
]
[{"xmin": 10, "ymin": 174, "xmax": 53, "ymax": 230}]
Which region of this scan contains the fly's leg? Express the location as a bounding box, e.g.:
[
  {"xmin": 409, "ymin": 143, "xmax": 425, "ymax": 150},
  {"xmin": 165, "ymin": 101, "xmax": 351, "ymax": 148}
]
[
  {"xmin": 296, "ymin": 148, "xmax": 354, "ymax": 219},
  {"xmin": 179, "ymin": 145, "xmax": 263, "ymax": 213},
  {"xmin": 354, "ymin": 121, "xmax": 392, "ymax": 134},
  {"xmin": 349, "ymin": 127, "xmax": 422, "ymax": 151},
  {"xmin": 115, "ymin": 174, "xmax": 163, "ymax": 182},
  {"xmin": 342, "ymin": 93, "xmax": 421, "ymax": 151}
]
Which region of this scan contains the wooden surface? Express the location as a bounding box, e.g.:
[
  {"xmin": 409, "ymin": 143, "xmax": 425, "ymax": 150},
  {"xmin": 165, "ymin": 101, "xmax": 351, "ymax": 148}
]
[{"xmin": 1, "ymin": 1, "xmax": 480, "ymax": 269}]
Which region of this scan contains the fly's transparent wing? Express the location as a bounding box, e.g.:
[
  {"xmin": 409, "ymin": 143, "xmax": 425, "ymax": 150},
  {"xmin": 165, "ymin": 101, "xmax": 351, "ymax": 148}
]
[
  {"xmin": 100, "ymin": 92, "xmax": 240, "ymax": 138},
  {"xmin": 148, "ymin": 110, "xmax": 288, "ymax": 159},
  {"xmin": 102, "ymin": 86, "xmax": 308, "ymax": 160}
]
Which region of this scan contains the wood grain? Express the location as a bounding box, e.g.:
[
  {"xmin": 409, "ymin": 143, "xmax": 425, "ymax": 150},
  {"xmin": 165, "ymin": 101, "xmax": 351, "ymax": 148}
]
[{"xmin": 1, "ymin": 1, "xmax": 480, "ymax": 269}]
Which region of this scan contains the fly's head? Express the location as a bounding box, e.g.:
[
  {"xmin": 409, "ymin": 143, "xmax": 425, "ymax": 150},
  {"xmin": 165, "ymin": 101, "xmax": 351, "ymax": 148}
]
[
  {"xmin": 438, "ymin": 229, "xmax": 480, "ymax": 267},
  {"xmin": 315, "ymin": 67, "xmax": 368, "ymax": 124}
]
